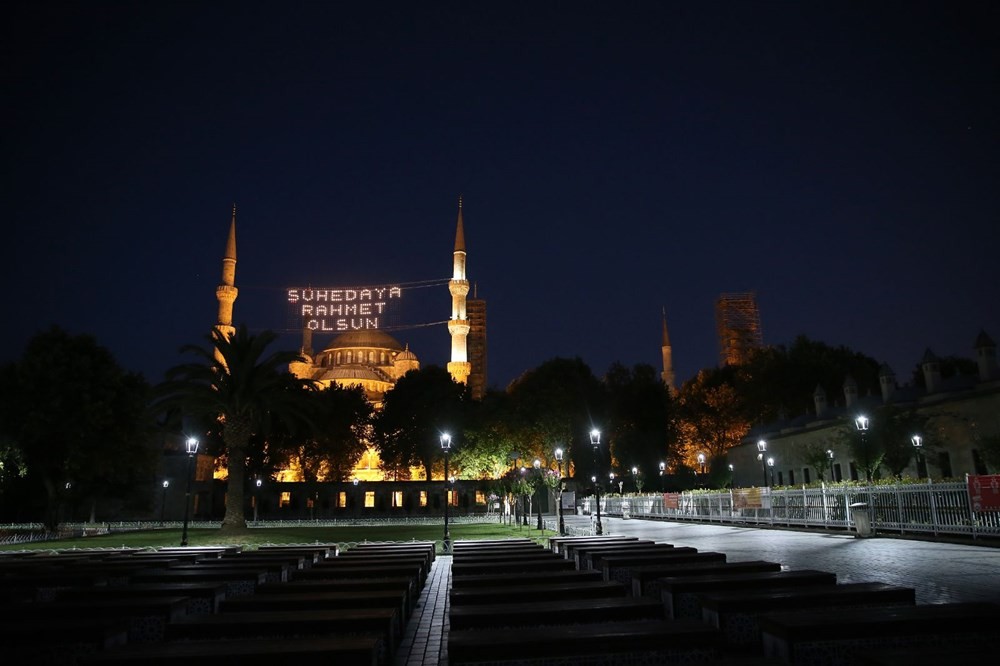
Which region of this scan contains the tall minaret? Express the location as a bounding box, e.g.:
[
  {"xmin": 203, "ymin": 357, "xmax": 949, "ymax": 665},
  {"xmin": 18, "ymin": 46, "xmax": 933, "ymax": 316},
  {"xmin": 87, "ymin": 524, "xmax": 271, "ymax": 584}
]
[
  {"xmin": 447, "ymin": 197, "xmax": 472, "ymax": 385},
  {"xmin": 214, "ymin": 204, "xmax": 239, "ymax": 361},
  {"xmin": 660, "ymin": 307, "xmax": 675, "ymax": 393}
]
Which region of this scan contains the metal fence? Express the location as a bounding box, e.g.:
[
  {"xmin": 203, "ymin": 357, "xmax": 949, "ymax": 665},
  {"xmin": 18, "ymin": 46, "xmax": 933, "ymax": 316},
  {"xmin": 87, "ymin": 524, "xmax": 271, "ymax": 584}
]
[{"xmin": 581, "ymin": 481, "xmax": 1000, "ymax": 539}]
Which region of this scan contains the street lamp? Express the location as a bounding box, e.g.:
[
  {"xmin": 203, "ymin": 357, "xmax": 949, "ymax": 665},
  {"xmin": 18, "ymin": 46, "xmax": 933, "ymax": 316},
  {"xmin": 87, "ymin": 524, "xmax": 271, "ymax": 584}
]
[
  {"xmin": 254, "ymin": 478, "xmax": 262, "ymax": 522},
  {"xmin": 855, "ymin": 415, "xmax": 871, "ymax": 481},
  {"xmin": 590, "ymin": 428, "xmax": 602, "ymax": 535},
  {"xmin": 757, "ymin": 440, "xmax": 768, "ymax": 487},
  {"xmin": 727, "ymin": 464, "xmax": 734, "ymax": 488},
  {"xmin": 659, "ymin": 461, "xmax": 666, "ymax": 491},
  {"xmin": 696, "ymin": 453, "xmax": 707, "ymax": 476},
  {"xmin": 912, "ymin": 434, "xmax": 926, "ymax": 478},
  {"xmin": 440, "ymin": 433, "xmax": 452, "ymax": 553},
  {"xmin": 533, "ymin": 459, "xmax": 543, "ymax": 529},
  {"xmin": 554, "ymin": 447, "xmax": 565, "ymax": 536},
  {"xmin": 160, "ymin": 480, "xmax": 169, "ymax": 526},
  {"xmin": 827, "ymin": 449, "xmax": 835, "ymax": 481},
  {"xmin": 767, "ymin": 457, "xmax": 775, "ymax": 487},
  {"xmin": 180, "ymin": 437, "xmax": 199, "ymax": 547}
]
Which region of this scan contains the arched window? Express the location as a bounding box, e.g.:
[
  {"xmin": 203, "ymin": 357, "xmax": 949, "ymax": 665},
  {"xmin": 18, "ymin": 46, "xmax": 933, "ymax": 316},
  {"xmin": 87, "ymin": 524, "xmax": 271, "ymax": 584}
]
[
  {"xmin": 346, "ymin": 351, "xmax": 353, "ymax": 364},
  {"xmin": 336, "ymin": 352, "xmax": 341, "ymax": 365}
]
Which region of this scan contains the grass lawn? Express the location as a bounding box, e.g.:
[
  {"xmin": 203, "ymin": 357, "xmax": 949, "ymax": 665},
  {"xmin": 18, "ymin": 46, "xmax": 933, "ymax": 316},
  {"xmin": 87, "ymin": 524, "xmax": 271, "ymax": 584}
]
[{"xmin": 0, "ymin": 522, "xmax": 555, "ymax": 552}]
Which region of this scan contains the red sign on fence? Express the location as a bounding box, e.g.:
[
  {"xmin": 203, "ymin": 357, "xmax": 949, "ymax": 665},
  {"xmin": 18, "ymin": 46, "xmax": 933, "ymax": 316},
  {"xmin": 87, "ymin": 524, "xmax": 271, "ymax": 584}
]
[
  {"xmin": 662, "ymin": 493, "xmax": 680, "ymax": 509},
  {"xmin": 967, "ymin": 474, "xmax": 1000, "ymax": 513}
]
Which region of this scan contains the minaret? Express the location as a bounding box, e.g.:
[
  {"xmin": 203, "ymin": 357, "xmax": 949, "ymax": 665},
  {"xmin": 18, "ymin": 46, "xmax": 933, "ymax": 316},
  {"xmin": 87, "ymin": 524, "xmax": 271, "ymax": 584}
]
[
  {"xmin": 447, "ymin": 197, "xmax": 472, "ymax": 385},
  {"xmin": 660, "ymin": 307, "xmax": 675, "ymax": 392},
  {"xmin": 214, "ymin": 204, "xmax": 238, "ymax": 362}
]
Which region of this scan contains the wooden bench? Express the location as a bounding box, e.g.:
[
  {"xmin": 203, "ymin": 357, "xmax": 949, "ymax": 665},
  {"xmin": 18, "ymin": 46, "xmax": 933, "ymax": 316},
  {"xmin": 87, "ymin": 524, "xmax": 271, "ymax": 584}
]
[
  {"xmin": 449, "ymin": 620, "xmax": 720, "ymax": 665},
  {"xmin": 760, "ymin": 602, "xmax": 1000, "ymax": 665},
  {"xmin": 596, "ymin": 548, "xmax": 717, "ymax": 584},
  {"xmin": 3, "ymin": 617, "xmax": 128, "ymax": 665},
  {"xmin": 78, "ymin": 636, "xmax": 379, "ymax": 665},
  {"xmin": 450, "ymin": 596, "xmax": 664, "ymax": 630},
  {"xmin": 0, "ymin": 596, "xmax": 190, "ymax": 642},
  {"xmin": 566, "ymin": 541, "xmax": 661, "ymax": 567},
  {"xmin": 451, "ymin": 556, "xmax": 575, "ymax": 576},
  {"xmin": 131, "ymin": 568, "xmax": 267, "ymax": 597},
  {"xmin": 214, "ymin": 554, "xmax": 308, "ymax": 570},
  {"xmin": 659, "ymin": 569, "xmax": 837, "ymax": 619},
  {"xmin": 547, "ymin": 535, "xmax": 638, "ymax": 556},
  {"xmin": 257, "ymin": 577, "xmax": 417, "ymax": 614},
  {"xmin": 630, "ymin": 559, "xmax": 779, "ymax": 598},
  {"xmin": 220, "ymin": 589, "xmax": 409, "ymax": 621},
  {"xmin": 56, "ymin": 582, "xmax": 228, "ymax": 614},
  {"xmin": 560, "ymin": 539, "xmax": 654, "ymax": 563},
  {"xmin": 453, "ymin": 538, "xmax": 535, "ymax": 550},
  {"xmin": 451, "ymin": 580, "xmax": 626, "ymax": 606},
  {"xmin": 167, "ymin": 608, "xmax": 398, "ymax": 665},
  {"xmin": 169, "ymin": 561, "xmax": 292, "ymax": 583},
  {"xmin": 256, "ymin": 544, "xmax": 339, "ymax": 560},
  {"xmin": 0, "ymin": 571, "xmax": 112, "ymax": 601},
  {"xmin": 451, "ymin": 569, "xmax": 603, "ymax": 589},
  {"xmin": 294, "ymin": 562, "xmax": 425, "ymax": 586},
  {"xmin": 700, "ymin": 582, "xmax": 916, "ymax": 648}
]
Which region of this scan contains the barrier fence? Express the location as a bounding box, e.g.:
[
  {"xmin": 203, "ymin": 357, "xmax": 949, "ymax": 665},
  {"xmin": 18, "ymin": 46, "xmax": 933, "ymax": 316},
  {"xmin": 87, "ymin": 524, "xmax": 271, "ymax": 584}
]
[{"xmin": 581, "ymin": 480, "xmax": 1000, "ymax": 539}]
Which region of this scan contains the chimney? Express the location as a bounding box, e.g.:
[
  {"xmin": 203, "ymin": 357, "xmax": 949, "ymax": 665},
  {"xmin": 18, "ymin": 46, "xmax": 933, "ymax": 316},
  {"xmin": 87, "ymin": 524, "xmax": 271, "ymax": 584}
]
[
  {"xmin": 813, "ymin": 384, "xmax": 828, "ymax": 417},
  {"xmin": 975, "ymin": 330, "xmax": 997, "ymax": 381}
]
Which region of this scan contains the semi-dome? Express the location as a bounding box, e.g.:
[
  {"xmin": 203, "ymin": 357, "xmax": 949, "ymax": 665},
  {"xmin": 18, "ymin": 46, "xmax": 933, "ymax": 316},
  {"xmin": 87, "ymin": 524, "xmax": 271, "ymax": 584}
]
[
  {"xmin": 319, "ymin": 365, "xmax": 392, "ymax": 383},
  {"xmin": 322, "ymin": 328, "xmax": 405, "ymax": 352}
]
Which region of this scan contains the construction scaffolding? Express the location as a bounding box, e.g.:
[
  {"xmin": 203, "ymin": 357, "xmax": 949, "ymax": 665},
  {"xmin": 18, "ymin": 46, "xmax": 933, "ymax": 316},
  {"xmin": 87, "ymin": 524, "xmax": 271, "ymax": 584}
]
[{"xmin": 715, "ymin": 292, "xmax": 763, "ymax": 366}]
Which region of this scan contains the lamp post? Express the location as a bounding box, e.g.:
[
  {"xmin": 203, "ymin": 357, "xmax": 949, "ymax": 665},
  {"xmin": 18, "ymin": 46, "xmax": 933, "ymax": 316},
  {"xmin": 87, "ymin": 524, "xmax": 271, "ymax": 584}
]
[
  {"xmin": 590, "ymin": 428, "xmax": 603, "ymax": 535},
  {"xmin": 440, "ymin": 433, "xmax": 452, "ymax": 553},
  {"xmin": 911, "ymin": 434, "xmax": 926, "ymax": 479},
  {"xmin": 855, "ymin": 415, "xmax": 870, "ymax": 481},
  {"xmin": 728, "ymin": 464, "xmax": 734, "ymax": 488},
  {"xmin": 533, "ymin": 459, "xmax": 543, "ymax": 529},
  {"xmin": 180, "ymin": 437, "xmax": 199, "ymax": 547},
  {"xmin": 160, "ymin": 480, "xmax": 169, "ymax": 526},
  {"xmin": 827, "ymin": 449, "xmax": 835, "ymax": 481},
  {"xmin": 658, "ymin": 461, "xmax": 666, "ymax": 491},
  {"xmin": 696, "ymin": 453, "xmax": 707, "ymax": 477},
  {"xmin": 554, "ymin": 447, "xmax": 565, "ymax": 536},
  {"xmin": 757, "ymin": 440, "xmax": 768, "ymax": 487},
  {"xmin": 767, "ymin": 457, "xmax": 775, "ymax": 487},
  {"xmin": 254, "ymin": 478, "xmax": 262, "ymax": 522}
]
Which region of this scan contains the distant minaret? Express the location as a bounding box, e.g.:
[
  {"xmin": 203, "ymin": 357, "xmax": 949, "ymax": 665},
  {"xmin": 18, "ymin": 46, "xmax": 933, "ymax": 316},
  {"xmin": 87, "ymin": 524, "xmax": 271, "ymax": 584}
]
[
  {"xmin": 214, "ymin": 204, "xmax": 239, "ymax": 363},
  {"xmin": 447, "ymin": 197, "xmax": 472, "ymax": 386},
  {"xmin": 660, "ymin": 307, "xmax": 675, "ymax": 393}
]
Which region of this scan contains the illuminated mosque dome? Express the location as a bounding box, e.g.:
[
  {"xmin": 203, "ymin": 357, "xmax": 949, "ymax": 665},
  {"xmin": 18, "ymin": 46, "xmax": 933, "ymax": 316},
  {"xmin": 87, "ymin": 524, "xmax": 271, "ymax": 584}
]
[{"xmin": 289, "ymin": 327, "xmax": 419, "ymax": 405}]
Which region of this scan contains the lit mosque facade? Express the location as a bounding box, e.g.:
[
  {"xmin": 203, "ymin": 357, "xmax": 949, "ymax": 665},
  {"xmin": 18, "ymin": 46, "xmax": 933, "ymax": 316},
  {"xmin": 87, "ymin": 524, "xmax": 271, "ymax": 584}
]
[{"xmin": 212, "ymin": 200, "xmax": 483, "ymax": 482}]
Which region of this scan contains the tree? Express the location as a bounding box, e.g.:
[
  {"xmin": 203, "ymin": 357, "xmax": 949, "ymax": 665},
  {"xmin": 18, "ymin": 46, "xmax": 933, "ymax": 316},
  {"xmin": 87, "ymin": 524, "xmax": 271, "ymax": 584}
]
[
  {"xmin": 506, "ymin": 357, "xmax": 607, "ymax": 481},
  {"xmin": 372, "ymin": 366, "xmax": 466, "ymax": 480},
  {"xmin": 453, "ymin": 389, "xmax": 518, "ymax": 479},
  {"xmin": 604, "ymin": 362, "xmax": 677, "ymax": 479},
  {"xmin": 800, "ymin": 441, "xmax": 837, "ymax": 482},
  {"xmin": 272, "ymin": 383, "xmax": 373, "ymax": 482},
  {"xmin": 675, "ymin": 368, "xmax": 750, "ymax": 464},
  {"xmin": 156, "ymin": 325, "xmax": 310, "ymax": 532},
  {"xmin": 0, "ymin": 326, "xmax": 156, "ymax": 529}
]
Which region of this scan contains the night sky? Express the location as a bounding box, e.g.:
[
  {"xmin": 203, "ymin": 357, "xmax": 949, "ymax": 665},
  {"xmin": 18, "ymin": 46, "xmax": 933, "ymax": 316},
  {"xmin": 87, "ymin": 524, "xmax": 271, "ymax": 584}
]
[{"xmin": 3, "ymin": 1, "xmax": 998, "ymax": 394}]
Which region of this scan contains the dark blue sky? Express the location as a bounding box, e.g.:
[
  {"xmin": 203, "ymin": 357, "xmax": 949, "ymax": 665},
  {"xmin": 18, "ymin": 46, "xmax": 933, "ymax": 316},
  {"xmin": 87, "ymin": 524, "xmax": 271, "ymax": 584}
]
[{"xmin": 3, "ymin": 1, "xmax": 998, "ymax": 394}]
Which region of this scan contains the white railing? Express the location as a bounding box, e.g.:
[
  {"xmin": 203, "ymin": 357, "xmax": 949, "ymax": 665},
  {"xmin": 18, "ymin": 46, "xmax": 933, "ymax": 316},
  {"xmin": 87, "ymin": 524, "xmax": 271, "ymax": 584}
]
[{"xmin": 581, "ymin": 481, "xmax": 1000, "ymax": 539}]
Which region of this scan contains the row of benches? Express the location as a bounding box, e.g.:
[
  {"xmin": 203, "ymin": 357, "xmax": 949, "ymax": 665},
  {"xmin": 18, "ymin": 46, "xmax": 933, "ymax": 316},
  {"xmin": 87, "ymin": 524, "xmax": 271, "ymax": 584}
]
[
  {"xmin": 447, "ymin": 535, "xmax": 999, "ymax": 665},
  {"xmin": 1, "ymin": 541, "xmax": 436, "ymax": 665}
]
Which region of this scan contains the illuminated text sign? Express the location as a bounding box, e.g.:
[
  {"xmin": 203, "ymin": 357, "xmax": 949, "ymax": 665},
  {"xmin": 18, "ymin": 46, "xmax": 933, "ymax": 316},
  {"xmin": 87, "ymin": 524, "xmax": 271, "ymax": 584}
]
[{"xmin": 287, "ymin": 286, "xmax": 402, "ymax": 332}]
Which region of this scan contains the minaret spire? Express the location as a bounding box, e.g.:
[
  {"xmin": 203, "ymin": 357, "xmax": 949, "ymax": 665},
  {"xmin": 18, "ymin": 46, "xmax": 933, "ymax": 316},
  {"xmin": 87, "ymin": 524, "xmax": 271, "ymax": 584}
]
[
  {"xmin": 447, "ymin": 197, "xmax": 472, "ymax": 385},
  {"xmin": 661, "ymin": 307, "xmax": 675, "ymax": 393},
  {"xmin": 214, "ymin": 205, "xmax": 239, "ymax": 365}
]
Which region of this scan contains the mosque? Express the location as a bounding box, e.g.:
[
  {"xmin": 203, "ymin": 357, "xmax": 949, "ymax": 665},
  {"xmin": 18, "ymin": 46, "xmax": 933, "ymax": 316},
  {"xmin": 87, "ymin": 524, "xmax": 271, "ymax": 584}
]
[{"xmin": 211, "ymin": 199, "xmax": 487, "ymax": 481}]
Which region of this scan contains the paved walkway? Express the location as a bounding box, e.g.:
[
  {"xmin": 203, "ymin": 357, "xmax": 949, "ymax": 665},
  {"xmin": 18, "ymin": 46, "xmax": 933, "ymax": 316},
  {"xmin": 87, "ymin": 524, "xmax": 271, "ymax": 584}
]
[
  {"xmin": 393, "ymin": 518, "xmax": 1000, "ymax": 665},
  {"xmin": 395, "ymin": 554, "xmax": 450, "ymax": 666}
]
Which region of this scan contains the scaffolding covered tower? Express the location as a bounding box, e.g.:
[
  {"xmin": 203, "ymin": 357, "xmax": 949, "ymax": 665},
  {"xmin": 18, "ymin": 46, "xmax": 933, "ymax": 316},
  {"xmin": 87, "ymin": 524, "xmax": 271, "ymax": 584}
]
[{"xmin": 715, "ymin": 292, "xmax": 763, "ymax": 366}]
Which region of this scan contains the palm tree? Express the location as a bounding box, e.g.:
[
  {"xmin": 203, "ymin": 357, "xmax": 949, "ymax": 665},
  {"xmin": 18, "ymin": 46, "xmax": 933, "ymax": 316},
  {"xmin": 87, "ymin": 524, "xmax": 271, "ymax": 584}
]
[{"xmin": 156, "ymin": 325, "xmax": 310, "ymax": 532}]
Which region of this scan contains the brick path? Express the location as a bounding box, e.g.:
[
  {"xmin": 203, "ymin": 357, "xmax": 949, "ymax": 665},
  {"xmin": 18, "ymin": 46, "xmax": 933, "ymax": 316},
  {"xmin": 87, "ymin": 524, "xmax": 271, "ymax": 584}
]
[{"xmin": 395, "ymin": 554, "xmax": 450, "ymax": 666}]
